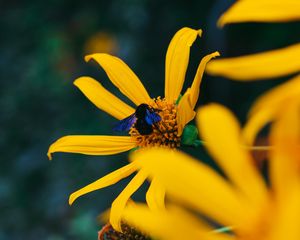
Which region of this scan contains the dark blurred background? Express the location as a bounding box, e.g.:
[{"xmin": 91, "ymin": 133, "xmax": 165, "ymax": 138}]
[{"xmin": 1, "ymin": 0, "xmax": 299, "ymax": 239}]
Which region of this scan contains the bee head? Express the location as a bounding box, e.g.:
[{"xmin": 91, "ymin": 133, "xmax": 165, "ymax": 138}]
[{"xmin": 135, "ymin": 104, "xmax": 150, "ymax": 118}]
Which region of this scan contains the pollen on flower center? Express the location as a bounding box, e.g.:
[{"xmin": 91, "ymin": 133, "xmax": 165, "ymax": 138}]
[{"xmin": 129, "ymin": 97, "xmax": 181, "ymax": 148}]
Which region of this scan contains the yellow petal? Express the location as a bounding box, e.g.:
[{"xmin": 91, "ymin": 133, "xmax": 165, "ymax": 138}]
[
  {"xmin": 176, "ymin": 52, "xmax": 220, "ymax": 136},
  {"xmin": 269, "ymin": 99, "xmax": 300, "ymax": 199},
  {"xmin": 176, "ymin": 52, "xmax": 220, "ymax": 134},
  {"xmin": 85, "ymin": 53, "xmax": 151, "ymax": 106},
  {"xmin": 110, "ymin": 169, "xmax": 148, "ymax": 232},
  {"xmin": 206, "ymin": 44, "xmax": 300, "ymax": 80},
  {"xmin": 189, "ymin": 51, "xmax": 220, "ymax": 109},
  {"xmin": 197, "ymin": 104, "xmax": 268, "ymax": 209},
  {"xmin": 130, "ymin": 148, "xmax": 249, "ymax": 227},
  {"xmin": 165, "ymin": 27, "xmax": 202, "ymax": 103},
  {"xmin": 243, "ymin": 74, "xmax": 300, "ymax": 145},
  {"xmin": 122, "ymin": 204, "xmax": 235, "ymax": 240},
  {"xmin": 74, "ymin": 77, "xmax": 135, "ymax": 120},
  {"xmin": 176, "ymin": 89, "xmax": 196, "ymax": 136},
  {"xmin": 218, "ymin": 0, "xmax": 300, "ymax": 26},
  {"xmin": 269, "ymin": 183, "xmax": 300, "ymax": 240},
  {"xmin": 249, "ymin": 74, "xmax": 300, "ymax": 115},
  {"xmin": 99, "ymin": 200, "xmax": 139, "ymax": 225},
  {"xmin": 146, "ymin": 177, "xmax": 165, "ymax": 211},
  {"xmin": 48, "ymin": 135, "xmax": 137, "ymax": 160},
  {"xmin": 242, "ymin": 107, "xmax": 274, "ymax": 146},
  {"xmin": 69, "ymin": 162, "xmax": 137, "ymax": 205}
]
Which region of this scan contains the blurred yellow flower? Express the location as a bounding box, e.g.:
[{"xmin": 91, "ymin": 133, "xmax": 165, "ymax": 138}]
[
  {"xmin": 206, "ymin": 0, "xmax": 300, "ymax": 80},
  {"xmin": 48, "ymin": 27, "xmax": 219, "ymax": 231},
  {"xmin": 122, "ymin": 104, "xmax": 300, "ymax": 240},
  {"xmin": 84, "ymin": 32, "xmax": 118, "ymax": 55}
]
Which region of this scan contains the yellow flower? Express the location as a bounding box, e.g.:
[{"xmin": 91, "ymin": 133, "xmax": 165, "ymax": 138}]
[
  {"xmin": 122, "ymin": 104, "xmax": 300, "ymax": 240},
  {"xmin": 47, "ymin": 27, "xmax": 219, "ymax": 231},
  {"xmin": 206, "ymin": 0, "xmax": 300, "ymax": 80}
]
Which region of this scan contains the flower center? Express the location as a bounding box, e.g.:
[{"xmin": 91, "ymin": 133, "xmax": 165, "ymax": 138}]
[
  {"xmin": 98, "ymin": 223, "xmax": 150, "ymax": 240},
  {"xmin": 129, "ymin": 97, "xmax": 181, "ymax": 148}
]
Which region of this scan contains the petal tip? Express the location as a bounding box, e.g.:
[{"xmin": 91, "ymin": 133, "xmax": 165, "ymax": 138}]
[
  {"xmin": 197, "ymin": 29, "xmax": 203, "ymax": 37},
  {"xmin": 217, "ymin": 21, "xmax": 225, "ymax": 28},
  {"xmin": 84, "ymin": 53, "xmax": 112, "ymax": 63},
  {"xmin": 84, "ymin": 54, "xmax": 93, "ymax": 62},
  {"xmin": 214, "ymin": 51, "xmax": 221, "ymax": 57},
  {"xmin": 69, "ymin": 194, "xmax": 76, "ymax": 206},
  {"xmin": 47, "ymin": 151, "xmax": 53, "ymax": 161},
  {"xmin": 73, "ymin": 76, "xmax": 96, "ymax": 88},
  {"xmin": 217, "ymin": 16, "xmax": 226, "ymax": 28},
  {"xmin": 47, "ymin": 144, "xmax": 54, "ymax": 160},
  {"xmin": 73, "ymin": 76, "xmax": 85, "ymax": 86}
]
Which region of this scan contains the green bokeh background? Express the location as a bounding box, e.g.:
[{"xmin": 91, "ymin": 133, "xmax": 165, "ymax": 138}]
[{"xmin": 1, "ymin": 0, "xmax": 299, "ymax": 239}]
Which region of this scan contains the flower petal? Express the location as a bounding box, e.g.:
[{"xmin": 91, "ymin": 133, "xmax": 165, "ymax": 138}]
[
  {"xmin": 218, "ymin": 0, "xmax": 300, "ymax": 26},
  {"xmin": 189, "ymin": 51, "xmax": 220, "ymax": 109},
  {"xmin": 146, "ymin": 177, "xmax": 166, "ymax": 211},
  {"xmin": 197, "ymin": 104, "xmax": 268, "ymax": 209},
  {"xmin": 243, "ymin": 74, "xmax": 300, "ymax": 145},
  {"xmin": 270, "ymin": 104, "xmax": 300, "ymax": 240},
  {"xmin": 176, "ymin": 52, "xmax": 220, "ymax": 134},
  {"xmin": 74, "ymin": 77, "xmax": 135, "ymax": 120},
  {"xmin": 242, "ymin": 108, "xmax": 274, "ymax": 146},
  {"xmin": 176, "ymin": 89, "xmax": 196, "ymax": 135},
  {"xmin": 206, "ymin": 44, "xmax": 300, "ymax": 80},
  {"xmin": 249, "ymin": 74, "xmax": 300, "ymax": 115},
  {"xmin": 269, "ymin": 99, "xmax": 300, "ymax": 199},
  {"xmin": 110, "ymin": 169, "xmax": 148, "ymax": 231},
  {"xmin": 85, "ymin": 53, "xmax": 151, "ymax": 106},
  {"xmin": 48, "ymin": 135, "xmax": 137, "ymax": 160},
  {"xmin": 165, "ymin": 27, "xmax": 202, "ymax": 103},
  {"xmin": 269, "ymin": 183, "xmax": 300, "ymax": 240},
  {"xmin": 122, "ymin": 204, "xmax": 233, "ymax": 240},
  {"xmin": 130, "ymin": 148, "xmax": 250, "ymax": 227},
  {"xmin": 69, "ymin": 162, "xmax": 137, "ymax": 205}
]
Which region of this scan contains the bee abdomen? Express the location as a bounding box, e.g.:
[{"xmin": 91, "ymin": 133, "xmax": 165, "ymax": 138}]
[{"xmin": 135, "ymin": 119, "xmax": 153, "ymax": 135}]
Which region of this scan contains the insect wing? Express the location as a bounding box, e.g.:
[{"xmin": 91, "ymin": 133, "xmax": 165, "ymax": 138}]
[
  {"xmin": 113, "ymin": 114, "xmax": 137, "ymax": 132},
  {"xmin": 145, "ymin": 109, "xmax": 161, "ymax": 125}
]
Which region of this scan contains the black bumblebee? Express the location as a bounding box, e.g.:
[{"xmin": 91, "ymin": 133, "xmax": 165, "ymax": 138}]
[{"xmin": 113, "ymin": 103, "xmax": 161, "ymax": 135}]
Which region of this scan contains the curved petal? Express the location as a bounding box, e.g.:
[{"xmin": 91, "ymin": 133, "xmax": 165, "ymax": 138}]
[
  {"xmin": 206, "ymin": 44, "xmax": 300, "ymax": 80},
  {"xmin": 218, "ymin": 0, "xmax": 300, "ymax": 27},
  {"xmin": 146, "ymin": 177, "xmax": 166, "ymax": 211},
  {"xmin": 249, "ymin": 74, "xmax": 300, "ymax": 115},
  {"xmin": 243, "ymin": 74, "xmax": 300, "ymax": 145},
  {"xmin": 197, "ymin": 104, "xmax": 268, "ymax": 208},
  {"xmin": 269, "ymin": 99, "xmax": 300, "ymax": 199},
  {"xmin": 269, "ymin": 183, "xmax": 300, "ymax": 240},
  {"xmin": 122, "ymin": 204, "xmax": 234, "ymax": 240},
  {"xmin": 74, "ymin": 77, "xmax": 135, "ymax": 120},
  {"xmin": 165, "ymin": 27, "xmax": 202, "ymax": 103},
  {"xmin": 110, "ymin": 169, "xmax": 148, "ymax": 232},
  {"xmin": 85, "ymin": 53, "xmax": 151, "ymax": 106},
  {"xmin": 177, "ymin": 52, "xmax": 220, "ymax": 134},
  {"xmin": 176, "ymin": 89, "xmax": 196, "ymax": 136},
  {"xmin": 243, "ymin": 108, "xmax": 275, "ymax": 146},
  {"xmin": 130, "ymin": 148, "xmax": 250, "ymax": 227},
  {"xmin": 48, "ymin": 135, "xmax": 137, "ymax": 160},
  {"xmin": 69, "ymin": 162, "xmax": 137, "ymax": 205},
  {"xmin": 189, "ymin": 52, "xmax": 220, "ymax": 109}
]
